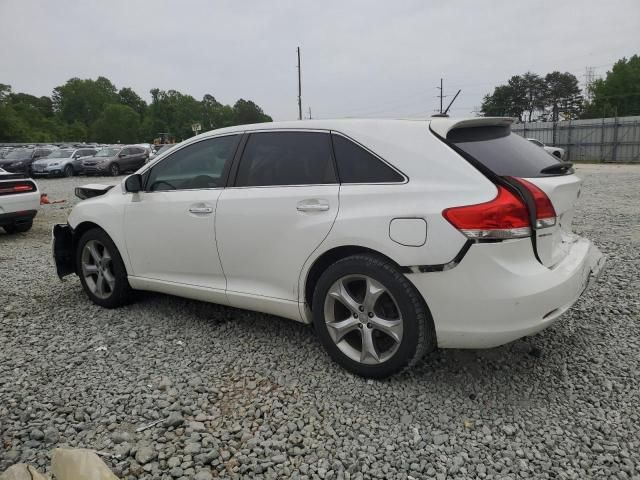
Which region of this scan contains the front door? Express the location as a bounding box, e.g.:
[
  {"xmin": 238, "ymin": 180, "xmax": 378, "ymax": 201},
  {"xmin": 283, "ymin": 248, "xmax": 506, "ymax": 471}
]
[
  {"xmin": 123, "ymin": 134, "xmax": 241, "ymax": 296},
  {"xmin": 216, "ymin": 131, "xmax": 339, "ymax": 305}
]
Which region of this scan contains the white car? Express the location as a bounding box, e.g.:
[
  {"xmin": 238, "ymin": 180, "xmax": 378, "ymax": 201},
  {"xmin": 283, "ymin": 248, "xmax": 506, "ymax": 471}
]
[
  {"xmin": 527, "ymin": 138, "xmax": 565, "ymax": 159},
  {"xmin": 0, "ymin": 168, "xmax": 40, "ymax": 234},
  {"xmin": 52, "ymin": 118, "xmax": 605, "ymax": 378}
]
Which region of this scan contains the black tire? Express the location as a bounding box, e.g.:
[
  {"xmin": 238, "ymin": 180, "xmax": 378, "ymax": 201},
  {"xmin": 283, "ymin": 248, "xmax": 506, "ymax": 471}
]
[
  {"xmin": 63, "ymin": 165, "xmax": 74, "ymax": 177},
  {"xmin": 3, "ymin": 221, "xmax": 32, "ymax": 234},
  {"xmin": 109, "ymin": 163, "xmax": 120, "ymax": 176},
  {"xmin": 76, "ymin": 228, "xmax": 132, "ymax": 308},
  {"xmin": 312, "ymin": 254, "xmax": 436, "ymax": 378}
]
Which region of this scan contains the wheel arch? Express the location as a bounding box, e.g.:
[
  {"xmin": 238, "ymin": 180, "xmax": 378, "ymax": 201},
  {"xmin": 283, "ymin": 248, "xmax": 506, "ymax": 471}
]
[
  {"xmin": 303, "ymin": 245, "xmax": 408, "ymax": 310},
  {"xmin": 72, "ymin": 221, "xmax": 128, "ymax": 275}
]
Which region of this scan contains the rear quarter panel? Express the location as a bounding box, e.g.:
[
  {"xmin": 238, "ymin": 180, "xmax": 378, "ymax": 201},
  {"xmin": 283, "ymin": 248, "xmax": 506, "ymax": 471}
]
[{"xmin": 298, "ymin": 124, "xmax": 498, "ymax": 302}]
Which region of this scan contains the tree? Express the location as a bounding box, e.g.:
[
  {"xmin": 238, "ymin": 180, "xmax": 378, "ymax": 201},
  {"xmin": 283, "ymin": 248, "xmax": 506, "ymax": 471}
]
[
  {"xmin": 118, "ymin": 87, "xmax": 147, "ymax": 116},
  {"xmin": 91, "ymin": 104, "xmax": 140, "ymax": 143},
  {"xmin": 544, "ymin": 72, "xmax": 582, "ymax": 121},
  {"xmin": 521, "ymin": 72, "xmax": 547, "ymax": 122},
  {"xmin": 52, "ymin": 76, "xmax": 119, "ymax": 127},
  {"xmin": 0, "ymin": 84, "xmax": 11, "ymax": 104},
  {"xmin": 582, "ymin": 55, "xmax": 640, "ymax": 118},
  {"xmin": 233, "ymin": 99, "xmax": 272, "ymax": 124},
  {"xmin": 480, "ymin": 84, "xmax": 525, "ymax": 119}
]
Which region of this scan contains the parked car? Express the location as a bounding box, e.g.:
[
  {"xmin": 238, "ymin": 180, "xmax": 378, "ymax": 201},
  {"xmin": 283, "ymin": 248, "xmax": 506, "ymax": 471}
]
[
  {"xmin": 0, "ymin": 147, "xmax": 53, "ymax": 175},
  {"xmin": 81, "ymin": 146, "xmax": 148, "ymax": 176},
  {"xmin": 31, "ymin": 148, "xmax": 98, "ymax": 177},
  {"xmin": 527, "ymin": 138, "xmax": 565, "ymax": 159},
  {"xmin": 52, "ymin": 118, "xmax": 605, "ymax": 378},
  {"xmin": 0, "ymin": 167, "xmax": 39, "ymax": 233}
]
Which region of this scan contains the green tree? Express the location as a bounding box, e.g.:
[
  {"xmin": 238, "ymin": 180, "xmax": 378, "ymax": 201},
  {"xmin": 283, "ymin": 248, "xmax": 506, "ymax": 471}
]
[
  {"xmin": 118, "ymin": 87, "xmax": 147, "ymax": 116},
  {"xmin": 233, "ymin": 99, "xmax": 272, "ymax": 124},
  {"xmin": 582, "ymin": 55, "xmax": 640, "ymax": 118},
  {"xmin": 544, "ymin": 72, "xmax": 582, "ymax": 121},
  {"xmin": 480, "ymin": 84, "xmax": 523, "ymax": 118},
  {"xmin": 52, "ymin": 76, "xmax": 119, "ymax": 127},
  {"xmin": 0, "ymin": 84, "xmax": 12, "ymax": 104},
  {"xmin": 91, "ymin": 104, "xmax": 140, "ymax": 143},
  {"xmin": 522, "ymin": 72, "xmax": 547, "ymax": 122}
]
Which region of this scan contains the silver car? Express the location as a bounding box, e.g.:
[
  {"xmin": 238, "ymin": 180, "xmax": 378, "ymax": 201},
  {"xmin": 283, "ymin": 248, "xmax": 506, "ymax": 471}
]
[{"xmin": 31, "ymin": 148, "xmax": 97, "ymax": 177}]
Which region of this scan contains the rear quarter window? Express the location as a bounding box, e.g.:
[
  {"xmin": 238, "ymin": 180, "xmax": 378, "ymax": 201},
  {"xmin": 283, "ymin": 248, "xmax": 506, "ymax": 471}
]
[
  {"xmin": 448, "ymin": 126, "xmax": 563, "ymax": 178},
  {"xmin": 331, "ymin": 134, "xmax": 404, "ymax": 183}
]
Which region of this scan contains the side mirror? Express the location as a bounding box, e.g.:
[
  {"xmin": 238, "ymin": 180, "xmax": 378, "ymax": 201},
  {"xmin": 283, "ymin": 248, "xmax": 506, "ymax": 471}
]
[{"xmin": 124, "ymin": 174, "xmax": 142, "ymax": 193}]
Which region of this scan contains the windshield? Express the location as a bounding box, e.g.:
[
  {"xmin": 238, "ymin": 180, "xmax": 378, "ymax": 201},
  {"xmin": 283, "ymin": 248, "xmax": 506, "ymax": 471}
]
[
  {"xmin": 448, "ymin": 126, "xmax": 564, "ymax": 177},
  {"xmin": 5, "ymin": 149, "xmax": 33, "ymax": 160},
  {"xmin": 45, "ymin": 149, "xmax": 74, "ymax": 159},
  {"xmin": 95, "ymin": 147, "xmax": 121, "ymax": 157}
]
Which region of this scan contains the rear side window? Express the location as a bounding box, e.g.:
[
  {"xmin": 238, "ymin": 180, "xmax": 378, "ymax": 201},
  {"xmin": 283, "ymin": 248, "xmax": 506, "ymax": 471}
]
[
  {"xmin": 235, "ymin": 132, "xmax": 336, "ymax": 187},
  {"xmin": 331, "ymin": 134, "xmax": 404, "ymax": 183},
  {"xmin": 448, "ymin": 126, "xmax": 563, "ymax": 178}
]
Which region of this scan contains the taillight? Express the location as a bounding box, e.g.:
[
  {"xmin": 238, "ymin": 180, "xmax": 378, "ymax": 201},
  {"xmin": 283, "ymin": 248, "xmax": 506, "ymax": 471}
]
[
  {"xmin": 442, "ymin": 186, "xmax": 531, "ymax": 240},
  {"xmin": 0, "ymin": 182, "xmax": 35, "ymax": 195},
  {"xmin": 511, "ymin": 177, "xmax": 557, "ymax": 229}
]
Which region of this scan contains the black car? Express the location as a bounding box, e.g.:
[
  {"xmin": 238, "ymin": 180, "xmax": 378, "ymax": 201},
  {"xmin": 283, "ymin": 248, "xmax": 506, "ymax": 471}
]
[
  {"xmin": 0, "ymin": 147, "xmax": 52, "ymax": 175},
  {"xmin": 82, "ymin": 146, "xmax": 148, "ymax": 176}
]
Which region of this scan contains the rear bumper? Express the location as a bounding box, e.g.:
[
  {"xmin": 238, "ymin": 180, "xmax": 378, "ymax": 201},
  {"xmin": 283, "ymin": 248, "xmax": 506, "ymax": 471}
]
[
  {"xmin": 52, "ymin": 223, "xmax": 75, "ymax": 278},
  {"xmin": 0, "ymin": 209, "xmax": 37, "ymax": 227},
  {"xmin": 408, "ymin": 235, "xmax": 606, "ymax": 348}
]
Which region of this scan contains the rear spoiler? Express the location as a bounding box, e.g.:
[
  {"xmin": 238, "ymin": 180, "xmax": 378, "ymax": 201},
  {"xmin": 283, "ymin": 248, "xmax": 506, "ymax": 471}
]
[
  {"xmin": 75, "ymin": 184, "xmax": 115, "ymax": 200},
  {"xmin": 429, "ymin": 116, "xmax": 514, "ymax": 139},
  {"xmin": 0, "ymin": 172, "xmax": 29, "ymax": 181}
]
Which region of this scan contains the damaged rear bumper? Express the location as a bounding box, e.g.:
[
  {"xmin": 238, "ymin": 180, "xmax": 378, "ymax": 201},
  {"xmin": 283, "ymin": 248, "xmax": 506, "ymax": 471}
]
[{"xmin": 52, "ymin": 224, "xmax": 75, "ymax": 279}]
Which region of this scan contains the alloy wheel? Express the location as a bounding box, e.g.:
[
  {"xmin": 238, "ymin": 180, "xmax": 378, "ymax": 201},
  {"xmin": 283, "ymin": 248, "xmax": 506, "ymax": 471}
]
[
  {"xmin": 81, "ymin": 240, "xmax": 116, "ymax": 299},
  {"xmin": 323, "ymin": 274, "xmax": 403, "ymax": 365}
]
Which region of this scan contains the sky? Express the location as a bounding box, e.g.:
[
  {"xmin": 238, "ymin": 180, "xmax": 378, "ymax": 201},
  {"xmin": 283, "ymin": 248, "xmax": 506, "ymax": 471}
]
[{"xmin": 1, "ymin": 0, "xmax": 638, "ymax": 121}]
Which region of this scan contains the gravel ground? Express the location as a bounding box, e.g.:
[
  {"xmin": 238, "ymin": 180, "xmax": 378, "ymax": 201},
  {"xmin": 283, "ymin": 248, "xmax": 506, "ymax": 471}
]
[{"xmin": 1, "ymin": 165, "xmax": 639, "ymax": 479}]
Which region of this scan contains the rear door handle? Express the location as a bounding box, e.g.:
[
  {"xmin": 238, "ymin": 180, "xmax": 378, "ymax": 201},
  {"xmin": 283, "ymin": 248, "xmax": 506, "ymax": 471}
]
[
  {"xmin": 296, "ymin": 199, "xmax": 330, "ymax": 212},
  {"xmin": 189, "ymin": 206, "xmax": 213, "ymax": 214}
]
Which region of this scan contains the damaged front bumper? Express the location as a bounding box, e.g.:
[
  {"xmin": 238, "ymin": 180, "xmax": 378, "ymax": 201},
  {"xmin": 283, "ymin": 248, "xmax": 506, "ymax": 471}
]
[{"xmin": 52, "ymin": 224, "xmax": 75, "ymax": 279}]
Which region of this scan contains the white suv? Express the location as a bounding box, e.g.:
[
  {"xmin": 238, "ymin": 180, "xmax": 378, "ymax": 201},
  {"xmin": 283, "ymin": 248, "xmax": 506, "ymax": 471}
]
[{"xmin": 53, "ymin": 118, "xmax": 605, "ymax": 378}]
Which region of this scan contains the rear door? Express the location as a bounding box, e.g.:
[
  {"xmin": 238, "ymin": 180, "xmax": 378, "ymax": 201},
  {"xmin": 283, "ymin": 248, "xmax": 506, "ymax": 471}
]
[
  {"xmin": 444, "ymin": 122, "xmax": 580, "ymax": 267},
  {"xmin": 216, "ymin": 130, "xmax": 339, "ymax": 306}
]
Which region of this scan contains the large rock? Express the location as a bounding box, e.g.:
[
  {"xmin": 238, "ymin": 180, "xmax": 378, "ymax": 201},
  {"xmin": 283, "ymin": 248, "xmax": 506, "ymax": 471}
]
[
  {"xmin": 51, "ymin": 449, "xmax": 118, "ymax": 480},
  {"xmin": 0, "ymin": 464, "xmax": 49, "ymax": 480}
]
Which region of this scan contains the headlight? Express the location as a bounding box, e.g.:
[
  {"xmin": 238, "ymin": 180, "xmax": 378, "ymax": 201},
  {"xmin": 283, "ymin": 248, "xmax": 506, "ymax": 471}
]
[
  {"xmin": 10, "ymin": 161, "xmax": 24, "ymax": 167},
  {"xmin": 50, "ymin": 162, "xmax": 59, "ymax": 166}
]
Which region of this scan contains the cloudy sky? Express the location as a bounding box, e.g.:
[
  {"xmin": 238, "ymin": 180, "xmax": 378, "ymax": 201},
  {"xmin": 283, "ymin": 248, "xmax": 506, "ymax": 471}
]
[{"xmin": 1, "ymin": 0, "xmax": 638, "ymax": 121}]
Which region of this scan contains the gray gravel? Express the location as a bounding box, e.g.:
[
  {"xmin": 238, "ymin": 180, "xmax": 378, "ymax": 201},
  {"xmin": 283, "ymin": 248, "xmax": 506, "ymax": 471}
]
[{"xmin": 1, "ymin": 166, "xmax": 639, "ymax": 479}]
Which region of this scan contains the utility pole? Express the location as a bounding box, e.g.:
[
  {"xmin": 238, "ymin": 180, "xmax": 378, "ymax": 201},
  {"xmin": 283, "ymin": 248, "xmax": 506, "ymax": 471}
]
[
  {"xmin": 297, "ymin": 47, "xmax": 302, "ymax": 121},
  {"xmin": 438, "ymin": 78, "xmax": 443, "ymax": 114},
  {"xmin": 307, "ymin": 106, "xmax": 312, "ymax": 120}
]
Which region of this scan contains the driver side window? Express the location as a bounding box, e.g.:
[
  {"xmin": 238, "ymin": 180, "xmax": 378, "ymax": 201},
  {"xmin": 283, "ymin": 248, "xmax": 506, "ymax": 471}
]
[{"xmin": 146, "ymin": 135, "xmax": 240, "ymax": 191}]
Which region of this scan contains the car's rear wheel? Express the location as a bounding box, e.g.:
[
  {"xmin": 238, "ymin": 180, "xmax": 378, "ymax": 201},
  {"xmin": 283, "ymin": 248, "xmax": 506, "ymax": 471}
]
[
  {"xmin": 76, "ymin": 228, "xmax": 132, "ymax": 308},
  {"xmin": 109, "ymin": 163, "xmax": 120, "ymax": 176},
  {"xmin": 3, "ymin": 221, "xmax": 33, "ymax": 234},
  {"xmin": 63, "ymin": 165, "xmax": 74, "ymax": 177},
  {"xmin": 312, "ymin": 254, "xmax": 435, "ymax": 378}
]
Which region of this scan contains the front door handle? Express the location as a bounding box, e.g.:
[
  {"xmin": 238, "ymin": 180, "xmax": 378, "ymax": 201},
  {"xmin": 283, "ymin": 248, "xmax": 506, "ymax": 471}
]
[
  {"xmin": 297, "ymin": 199, "xmax": 330, "ymax": 212},
  {"xmin": 189, "ymin": 206, "xmax": 213, "ymax": 214}
]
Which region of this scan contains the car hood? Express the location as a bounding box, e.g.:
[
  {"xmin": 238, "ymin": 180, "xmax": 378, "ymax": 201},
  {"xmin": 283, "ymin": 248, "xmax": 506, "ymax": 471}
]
[
  {"xmin": 34, "ymin": 158, "xmax": 72, "ymax": 166},
  {"xmin": 84, "ymin": 155, "xmax": 116, "ymax": 162},
  {"xmin": 0, "ymin": 157, "xmax": 30, "ymax": 165}
]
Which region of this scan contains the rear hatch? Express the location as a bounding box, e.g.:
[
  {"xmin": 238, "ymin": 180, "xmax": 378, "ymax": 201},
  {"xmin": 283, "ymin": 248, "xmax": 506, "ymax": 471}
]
[{"xmin": 431, "ymin": 118, "xmax": 580, "ymax": 268}]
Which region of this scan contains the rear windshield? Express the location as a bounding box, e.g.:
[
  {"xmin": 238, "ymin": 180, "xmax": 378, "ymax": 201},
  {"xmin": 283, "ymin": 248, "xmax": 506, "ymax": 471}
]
[{"xmin": 448, "ymin": 126, "xmax": 563, "ymax": 178}]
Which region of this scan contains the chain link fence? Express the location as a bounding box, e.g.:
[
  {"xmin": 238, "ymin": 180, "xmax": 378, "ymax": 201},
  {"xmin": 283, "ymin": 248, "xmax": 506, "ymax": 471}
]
[{"xmin": 512, "ymin": 115, "xmax": 640, "ymax": 163}]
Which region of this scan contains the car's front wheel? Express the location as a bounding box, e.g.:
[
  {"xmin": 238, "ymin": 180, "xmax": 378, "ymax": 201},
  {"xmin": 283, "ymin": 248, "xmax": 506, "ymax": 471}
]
[
  {"xmin": 312, "ymin": 254, "xmax": 435, "ymax": 378},
  {"xmin": 76, "ymin": 228, "xmax": 132, "ymax": 308},
  {"xmin": 63, "ymin": 165, "xmax": 74, "ymax": 177}
]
